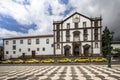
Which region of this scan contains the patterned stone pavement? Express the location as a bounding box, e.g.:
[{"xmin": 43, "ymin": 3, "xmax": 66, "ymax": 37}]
[{"xmin": 0, "ymin": 65, "xmax": 120, "ymax": 80}]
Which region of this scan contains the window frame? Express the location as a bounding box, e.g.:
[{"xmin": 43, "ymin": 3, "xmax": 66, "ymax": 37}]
[
  {"xmin": 20, "ymin": 40, "xmax": 23, "ymax": 44},
  {"xmin": 13, "ymin": 45, "xmax": 16, "ymax": 50},
  {"xmin": 28, "ymin": 39, "xmax": 31, "ymax": 45},
  {"xmin": 36, "ymin": 38, "xmax": 39, "ymax": 44},
  {"xmin": 13, "ymin": 40, "xmax": 16, "ymax": 44}
]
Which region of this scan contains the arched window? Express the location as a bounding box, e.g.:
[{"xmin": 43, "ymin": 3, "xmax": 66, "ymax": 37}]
[{"xmin": 73, "ymin": 31, "xmax": 80, "ymax": 41}]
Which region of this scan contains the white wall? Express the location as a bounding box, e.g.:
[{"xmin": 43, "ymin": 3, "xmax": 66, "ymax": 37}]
[
  {"xmin": 4, "ymin": 37, "xmax": 54, "ymax": 59},
  {"xmin": 111, "ymin": 44, "xmax": 120, "ymax": 49}
]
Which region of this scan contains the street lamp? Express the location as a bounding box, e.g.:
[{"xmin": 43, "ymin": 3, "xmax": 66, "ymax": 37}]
[{"xmin": 107, "ymin": 32, "xmax": 114, "ymax": 68}]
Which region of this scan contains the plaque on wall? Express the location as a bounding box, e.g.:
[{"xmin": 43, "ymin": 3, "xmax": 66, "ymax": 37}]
[{"xmin": 72, "ymin": 15, "xmax": 80, "ymax": 23}]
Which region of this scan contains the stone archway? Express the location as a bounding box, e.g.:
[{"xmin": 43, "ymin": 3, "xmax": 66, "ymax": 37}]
[
  {"xmin": 73, "ymin": 42, "xmax": 81, "ymax": 56},
  {"xmin": 64, "ymin": 45, "xmax": 71, "ymax": 56},
  {"xmin": 83, "ymin": 44, "xmax": 90, "ymax": 56},
  {"xmin": 74, "ymin": 45, "xmax": 79, "ymax": 56}
]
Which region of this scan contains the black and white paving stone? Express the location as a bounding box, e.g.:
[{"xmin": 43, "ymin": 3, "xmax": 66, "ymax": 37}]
[{"xmin": 0, "ymin": 65, "xmax": 120, "ymax": 80}]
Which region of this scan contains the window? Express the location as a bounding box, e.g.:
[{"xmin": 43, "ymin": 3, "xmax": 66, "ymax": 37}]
[
  {"xmin": 84, "ymin": 36, "xmax": 87, "ymax": 41},
  {"xmin": 28, "ymin": 48, "xmax": 30, "ymax": 52},
  {"xmin": 6, "ymin": 51, "xmax": 9, "ymax": 54},
  {"xmin": 57, "ymin": 37, "xmax": 60, "ymax": 42},
  {"xmin": 66, "ymin": 30, "xmax": 70, "ymax": 42},
  {"xmin": 51, "ymin": 44, "xmax": 54, "ymax": 47},
  {"xmin": 28, "ymin": 39, "xmax": 31, "ymax": 45},
  {"xmin": 43, "ymin": 48, "xmax": 45, "ymax": 51},
  {"xmin": 94, "ymin": 21, "xmax": 98, "ymax": 27},
  {"xmin": 95, "ymin": 35, "xmax": 98, "ymax": 40},
  {"xmin": 57, "ymin": 44, "xmax": 60, "ymax": 49},
  {"xmin": 19, "ymin": 48, "xmax": 21, "ymax": 52},
  {"xmin": 36, "ymin": 39, "xmax": 39, "ymax": 44},
  {"xmin": 37, "ymin": 48, "xmax": 39, "ymax": 51},
  {"xmin": 94, "ymin": 29, "xmax": 98, "ymax": 40},
  {"xmin": 95, "ymin": 42, "xmax": 98, "ymax": 48},
  {"xmin": 6, "ymin": 41, "xmax": 9, "ymax": 45},
  {"xmin": 84, "ymin": 29, "xmax": 87, "ymax": 34},
  {"xmin": 13, "ymin": 40, "xmax": 16, "ymax": 44},
  {"xmin": 75, "ymin": 23, "xmax": 78, "ymax": 28},
  {"xmin": 84, "ymin": 29, "xmax": 88, "ymax": 41},
  {"xmin": 95, "ymin": 29, "xmax": 98, "ymax": 33},
  {"xmin": 83, "ymin": 22, "xmax": 86, "ymax": 27},
  {"xmin": 20, "ymin": 40, "xmax": 23, "ymax": 44},
  {"xmin": 13, "ymin": 51, "xmax": 16, "ymax": 54},
  {"xmin": 46, "ymin": 39, "xmax": 49, "ymax": 44},
  {"xmin": 67, "ymin": 23, "xmax": 70, "ymax": 29},
  {"xmin": 56, "ymin": 24, "xmax": 60, "ymax": 42},
  {"xmin": 73, "ymin": 31, "xmax": 80, "ymax": 41},
  {"xmin": 13, "ymin": 45, "xmax": 16, "ymax": 50}
]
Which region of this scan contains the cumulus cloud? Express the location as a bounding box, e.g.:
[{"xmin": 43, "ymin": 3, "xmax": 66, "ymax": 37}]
[
  {"xmin": 0, "ymin": 27, "xmax": 25, "ymax": 38},
  {"xmin": 0, "ymin": 0, "xmax": 120, "ymax": 45}
]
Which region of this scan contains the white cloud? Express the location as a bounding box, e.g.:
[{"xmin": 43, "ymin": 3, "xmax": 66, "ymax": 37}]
[
  {"xmin": 0, "ymin": 0, "xmax": 120, "ymax": 45},
  {"xmin": 0, "ymin": 27, "xmax": 25, "ymax": 38},
  {"xmin": 0, "ymin": 0, "xmax": 68, "ymax": 45}
]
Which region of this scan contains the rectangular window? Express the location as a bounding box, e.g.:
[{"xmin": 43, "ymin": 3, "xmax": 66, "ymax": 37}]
[
  {"xmin": 13, "ymin": 40, "xmax": 16, "ymax": 44},
  {"xmin": 20, "ymin": 40, "xmax": 23, "ymax": 44},
  {"xmin": 28, "ymin": 39, "xmax": 31, "ymax": 45},
  {"xmin": 43, "ymin": 48, "xmax": 45, "ymax": 51},
  {"xmin": 57, "ymin": 37, "xmax": 60, "ymax": 42},
  {"xmin": 95, "ymin": 35, "xmax": 98, "ymax": 40},
  {"xmin": 75, "ymin": 23, "xmax": 78, "ymax": 28},
  {"xmin": 94, "ymin": 28, "xmax": 98, "ymax": 40},
  {"xmin": 67, "ymin": 23, "xmax": 70, "ymax": 29},
  {"xmin": 37, "ymin": 48, "xmax": 39, "ymax": 51},
  {"xmin": 94, "ymin": 21, "xmax": 98, "ymax": 27},
  {"xmin": 13, "ymin": 51, "xmax": 16, "ymax": 54},
  {"xmin": 28, "ymin": 48, "xmax": 30, "ymax": 52},
  {"xmin": 36, "ymin": 39, "xmax": 39, "ymax": 44},
  {"xmin": 95, "ymin": 42, "xmax": 98, "ymax": 48},
  {"xmin": 57, "ymin": 44, "xmax": 60, "ymax": 49},
  {"xmin": 84, "ymin": 36, "xmax": 87, "ymax": 41},
  {"xmin": 83, "ymin": 29, "xmax": 88, "ymax": 41},
  {"xmin": 66, "ymin": 30, "xmax": 70, "ymax": 42},
  {"xmin": 19, "ymin": 48, "xmax": 21, "ymax": 52},
  {"xmin": 84, "ymin": 29, "xmax": 87, "ymax": 34},
  {"xmin": 6, "ymin": 51, "xmax": 9, "ymax": 54},
  {"xmin": 13, "ymin": 45, "xmax": 16, "ymax": 50},
  {"xmin": 83, "ymin": 22, "xmax": 86, "ymax": 27},
  {"xmin": 6, "ymin": 41, "xmax": 9, "ymax": 45},
  {"xmin": 95, "ymin": 29, "xmax": 98, "ymax": 33},
  {"xmin": 56, "ymin": 24, "xmax": 60, "ymax": 42},
  {"xmin": 51, "ymin": 44, "xmax": 54, "ymax": 47},
  {"xmin": 46, "ymin": 39, "xmax": 49, "ymax": 44}
]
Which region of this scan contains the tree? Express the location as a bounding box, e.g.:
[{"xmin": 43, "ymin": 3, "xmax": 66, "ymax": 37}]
[{"xmin": 102, "ymin": 26, "xmax": 113, "ymax": 57}]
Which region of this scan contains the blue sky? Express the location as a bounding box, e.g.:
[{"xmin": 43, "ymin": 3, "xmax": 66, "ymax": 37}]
[{"xmin": 0, "ymin": 0, "xmax": 120, "ymax": 45}]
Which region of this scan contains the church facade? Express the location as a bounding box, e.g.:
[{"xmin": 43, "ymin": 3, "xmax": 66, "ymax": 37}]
[
  {"xmin": 3, "ymin": 12, "xmax": 102, "ymax": 59},
  {"xmin": 53, "ymin": 12, "xmax": 102, "ymax": 57}
]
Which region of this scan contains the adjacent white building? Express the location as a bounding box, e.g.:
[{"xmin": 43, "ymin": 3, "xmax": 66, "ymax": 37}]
[
  {"xmin": 111, "ymin": 41, "xmax": 120, "ymax": 53},
  {"xmin": 3, "ymin": 12, "xmax": 102, "ymax": 59},
  {"xmin": 3, "ymin": 35, "xmax": 54, "ymax": 59}
]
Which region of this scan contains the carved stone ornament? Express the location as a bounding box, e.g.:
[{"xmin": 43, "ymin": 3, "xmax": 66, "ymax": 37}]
[{"xmin": 72, "ymin": 15, "xmax": 80, "ymax": 23}]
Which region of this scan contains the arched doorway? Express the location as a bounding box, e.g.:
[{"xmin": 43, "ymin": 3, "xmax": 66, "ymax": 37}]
[
  {"xmin": 73, "ymin": 42, "xmax": 80, "ymax": 56},
  {"xmin": 74, "ymin": 45, "xmax": 79, "ymax": 56},
  {"xmin": 83, "ymin": 44, "xmax": 90, "ymax": 56},
  {"xmin": 64, "ymin": 45, "xmax": 71, "ymax": 56}
]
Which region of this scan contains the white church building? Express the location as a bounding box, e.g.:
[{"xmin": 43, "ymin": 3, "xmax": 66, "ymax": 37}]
[{"xmin": 3, "ymin": 12, "xmax": 102, "ymax": 59}]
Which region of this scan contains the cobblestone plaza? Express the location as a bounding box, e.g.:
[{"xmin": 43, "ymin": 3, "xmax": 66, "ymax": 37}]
[{"xmin": 0, "ymin": 64, "xmax": 120, "ymax": 80}]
